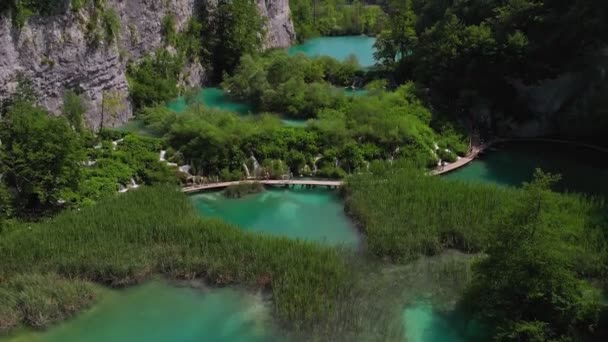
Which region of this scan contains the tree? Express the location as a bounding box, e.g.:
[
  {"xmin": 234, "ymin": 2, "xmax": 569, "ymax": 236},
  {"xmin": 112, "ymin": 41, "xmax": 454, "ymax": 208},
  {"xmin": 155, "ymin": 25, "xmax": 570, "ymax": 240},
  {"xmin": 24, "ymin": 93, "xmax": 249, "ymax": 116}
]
[
  {"xmin": 63, "ymin": 90, "xmax": 86, "ymax": 133},
  {"xmin": 127, "ymin": 49, "xmax": 182, "ymax": 111},
  {"xmin": 463, "ymin": 169, "xmax": 600, "ymax": 341},
  {"xmin": 374, "ymin": 0, "xmax": 418, "ymax": 67},
  {"xmin": 200, "ymin": 0, "xmax": 264, "ymax": 82},
  {"xmin": 0, "ymin": 101, "xmax": 84, "ymax": 214},
  {"xmin": 100, "ymin": 89, "xmax": 125, "ymax": 132}
]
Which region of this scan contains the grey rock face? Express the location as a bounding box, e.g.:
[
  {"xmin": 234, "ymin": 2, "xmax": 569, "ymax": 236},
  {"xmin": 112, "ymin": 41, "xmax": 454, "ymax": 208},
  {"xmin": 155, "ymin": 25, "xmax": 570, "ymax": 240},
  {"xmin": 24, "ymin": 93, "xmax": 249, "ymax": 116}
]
[
  {"xmin": 257, "ymin": 0, "xmax": 296, "ymax": 49},
  {"xmin": 0, "ymin": 0, "xmax": 294, "ymax": 129}
]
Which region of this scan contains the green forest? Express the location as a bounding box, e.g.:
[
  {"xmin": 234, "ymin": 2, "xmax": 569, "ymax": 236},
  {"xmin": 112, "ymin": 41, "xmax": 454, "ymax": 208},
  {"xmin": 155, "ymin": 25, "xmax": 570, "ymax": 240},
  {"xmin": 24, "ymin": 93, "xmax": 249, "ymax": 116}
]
[{"xmin": 1, "ymin": 0, "xmax": 608, "ymax": 341}]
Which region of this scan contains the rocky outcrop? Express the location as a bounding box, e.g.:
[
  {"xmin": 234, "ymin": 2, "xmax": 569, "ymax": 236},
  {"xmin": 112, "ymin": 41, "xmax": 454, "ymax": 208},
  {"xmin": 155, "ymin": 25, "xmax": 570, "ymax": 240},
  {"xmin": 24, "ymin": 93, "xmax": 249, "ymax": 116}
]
[
  {"xmin": 506, "ymin": 51, "xmax": 608, "ymax": 140},
  {"xmin": 257, "ymin": 0, "xmax": 296, "ymax": 49},
  {"xmin": 0, "ymin": 0, "xmax": 295, "ymax": 129}
]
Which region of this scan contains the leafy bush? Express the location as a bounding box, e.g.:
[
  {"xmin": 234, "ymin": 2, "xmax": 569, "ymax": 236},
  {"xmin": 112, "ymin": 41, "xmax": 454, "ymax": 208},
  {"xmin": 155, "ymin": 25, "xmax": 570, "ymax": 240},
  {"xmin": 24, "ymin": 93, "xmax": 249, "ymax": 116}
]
[{"xmin": 127, "ymin": 49, "xmax": 182, "ymax": 110}]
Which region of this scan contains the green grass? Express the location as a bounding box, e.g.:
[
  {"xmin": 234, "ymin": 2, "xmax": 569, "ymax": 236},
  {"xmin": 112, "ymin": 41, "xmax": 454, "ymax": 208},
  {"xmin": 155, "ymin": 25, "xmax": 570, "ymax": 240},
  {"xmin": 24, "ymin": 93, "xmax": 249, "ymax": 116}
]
[{"xmin": 0, "ymin": 186, "xmax": 350, "ymax": 334}]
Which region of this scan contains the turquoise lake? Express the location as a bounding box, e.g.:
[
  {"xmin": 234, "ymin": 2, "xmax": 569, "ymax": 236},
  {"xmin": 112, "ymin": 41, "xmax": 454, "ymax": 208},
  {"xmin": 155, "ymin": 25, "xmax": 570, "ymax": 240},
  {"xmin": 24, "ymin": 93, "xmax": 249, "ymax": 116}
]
[
  {"xmin": 2, "ymin": 281, "xmax": 279, "ymax": 342},
  {"xmin": 288, "ymin": 35, "xmax": 377, "ymax": 67},
  {"xmin": 445, "ymin": 141, "xmax": 608, "ymax": 197},
  {"xmin": 190, "ymin": 186, "xmax": 360, "ymax": 247}
]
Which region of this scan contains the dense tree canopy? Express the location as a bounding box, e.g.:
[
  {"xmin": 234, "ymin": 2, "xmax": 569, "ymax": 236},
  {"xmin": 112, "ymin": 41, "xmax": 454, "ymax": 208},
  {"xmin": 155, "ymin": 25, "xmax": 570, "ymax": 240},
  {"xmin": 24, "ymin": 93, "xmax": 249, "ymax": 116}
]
[
  {"xmin": 0, "ymin": 101, "xmax": 84, "ymax": 214},
  {"xmin": 222, "ymin": 51, "xmax": 364, "ymax": 118},
  {"xmin": 463, "ymin": 170, "xmax": 602, "ymax": 341},
  {"xmin": 375, "ymin": 0, "xmax": 608, "ymax": 134},
  {"xmin": 290, "ymin": 0, "xmax": 388, "ymax": 40},
  {"xmin": 199, "ymin": 0, "xmax": 265, "ymax": 83}
]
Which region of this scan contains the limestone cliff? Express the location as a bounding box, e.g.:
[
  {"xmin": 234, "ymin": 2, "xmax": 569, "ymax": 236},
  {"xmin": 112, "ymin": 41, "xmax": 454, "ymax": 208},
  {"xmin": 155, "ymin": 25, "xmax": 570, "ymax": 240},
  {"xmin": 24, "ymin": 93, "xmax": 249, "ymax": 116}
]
[{"xmin": 0, "ymin": 0, "xmax": 294, "ymax": 129}]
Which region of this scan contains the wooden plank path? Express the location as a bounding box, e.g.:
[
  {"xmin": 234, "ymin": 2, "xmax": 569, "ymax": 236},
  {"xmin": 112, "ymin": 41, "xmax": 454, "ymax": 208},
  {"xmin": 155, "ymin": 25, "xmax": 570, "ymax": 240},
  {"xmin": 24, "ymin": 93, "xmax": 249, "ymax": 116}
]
[
  {"xmin": 431, "ymin": 144, "xmax": 484, "ymax": 176},
  {"xmin": 183, "ymin": 179, "xmax": 343, "ymax": 194}
]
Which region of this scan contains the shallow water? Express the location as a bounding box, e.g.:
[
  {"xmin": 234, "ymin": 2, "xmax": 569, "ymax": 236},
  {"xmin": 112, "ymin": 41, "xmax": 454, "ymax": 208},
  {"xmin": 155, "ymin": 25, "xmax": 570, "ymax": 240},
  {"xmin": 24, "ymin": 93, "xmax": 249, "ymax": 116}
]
[
  {"xmin": 166, "ymin": 87, "xmax": 252, "ymax": 114},
  {"xmin": 402, "ymin": 302, "xmax": 464, "ymax": 342},
  {"xmin": 190, "ymin": 187, "xmax": 360, "ymax": 247},
  {"xmin": 3, "ymin": 281, "xmax": 278, "ymax": 342},
  {"xmin": 288, "ymin": 36, "xmax": 377, "ymax": 67},
  {"xmin": 445, "ymin": 141, "xmax": 608, "ymax": 197}
]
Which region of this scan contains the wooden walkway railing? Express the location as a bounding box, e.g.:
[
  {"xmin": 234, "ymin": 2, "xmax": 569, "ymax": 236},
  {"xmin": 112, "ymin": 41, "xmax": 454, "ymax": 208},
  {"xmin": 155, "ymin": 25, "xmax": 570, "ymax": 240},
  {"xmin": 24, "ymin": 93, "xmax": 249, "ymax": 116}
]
[{"xmin": 183, "ymin": 179, "xmax": 343, "ymax": 194}]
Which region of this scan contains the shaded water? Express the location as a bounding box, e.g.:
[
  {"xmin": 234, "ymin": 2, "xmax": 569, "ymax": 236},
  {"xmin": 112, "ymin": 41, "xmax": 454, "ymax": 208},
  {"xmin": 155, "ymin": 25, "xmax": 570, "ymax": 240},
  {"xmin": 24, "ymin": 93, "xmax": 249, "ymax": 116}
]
[
  {"xmin": 445, "ymin": 141, "xmax": 608, "ymax": 197},
  {"xmin": 190, "ymin": 186, "xmax": 360, "ymax": 247},
  {"xmin": 288, "ymin": 36, "xmax": 377, "ymax": 67},
  {"xmin": 3, "ymin": 281, "xmax": 278, "ymax": 342}
]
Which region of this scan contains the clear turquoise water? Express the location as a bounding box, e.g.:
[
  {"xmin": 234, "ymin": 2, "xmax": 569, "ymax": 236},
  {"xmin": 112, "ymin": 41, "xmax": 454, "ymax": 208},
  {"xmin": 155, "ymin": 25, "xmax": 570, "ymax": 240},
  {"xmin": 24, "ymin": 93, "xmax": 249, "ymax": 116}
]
[
  {"xmin": 190, "ymin": 187, "xmax": 360, "ymax": 247},
  {"xmin": 288, "ymin": 36, "xmax": 377, "ymax": 67},
  {"xmin": 445, "ymin": 141, "xmax": 608, "ymax": 197},
  {"xmin": 3, "ymin": 281, "xmax": 279, "ymax": 342},
  {"xmin": 166, "ymin": 87, "xmax": 252, "ymax": 114},
  {"xmin": 402, "ymin": 302, "xmax": 464, "ymax": 342}
]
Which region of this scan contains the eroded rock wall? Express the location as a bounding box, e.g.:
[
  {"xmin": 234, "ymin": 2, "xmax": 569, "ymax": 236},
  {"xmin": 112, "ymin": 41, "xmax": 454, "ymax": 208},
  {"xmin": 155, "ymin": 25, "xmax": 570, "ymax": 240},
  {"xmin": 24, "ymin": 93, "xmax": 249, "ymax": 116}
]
[{"xmin": 0, "ymin": 0, "xmax": 294, "ymax": 129}]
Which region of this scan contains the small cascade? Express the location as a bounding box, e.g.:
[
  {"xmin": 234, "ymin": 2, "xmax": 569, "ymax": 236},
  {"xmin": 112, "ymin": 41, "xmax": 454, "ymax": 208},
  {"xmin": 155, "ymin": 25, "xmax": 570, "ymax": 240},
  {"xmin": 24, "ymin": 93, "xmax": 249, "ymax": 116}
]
[
  {"xmin": 365, "ymin": 160, "xmax": 370, "ymax": 171},
  {"xmin": 334, "ymin": 157, "xmax": 340, "ymax": 168},
  {"xmin": 388, "ymin": 146, "xmax": 400, "ymax": 165},
  {"xmin": 250, "ymin": 155, "xmax": 262, "ymax": 177},
  {"xmin": 243, "ymin": 163, "xmax": 251, "ymax": 178},
  {"xmin": 159, "ymin": 150, "xmax": 167, "ymax": 162},
  {"xmin": 128, "ymin": 178, "xmax": 139, "ymax": 189},
  {"xmin": 112, "ymin": 138, "xmax": 124, "ymax": 150},
  {"xmin": 118, "ymin": 184, "xmax": 128, "ymax": 193},
  {"xmin": 313, "ymin": 155, "xmax": 323, "ymax": 173},
  {"xmin": 179, "ymin": 165, "xmax": 192, "ymax": 174}
]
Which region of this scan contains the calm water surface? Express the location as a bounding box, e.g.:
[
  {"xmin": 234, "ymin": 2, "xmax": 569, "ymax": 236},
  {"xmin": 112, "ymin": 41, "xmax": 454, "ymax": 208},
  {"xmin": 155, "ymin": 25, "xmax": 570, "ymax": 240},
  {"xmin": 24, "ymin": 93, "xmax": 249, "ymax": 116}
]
[
  {"xmin": 190, "ymin": 186, "xmax": 360, "ymax": 247},
  {"xmin": 402, "ymin": 302, "xmax": 464, "ymax": 342},
  {"xmin": 288, "ymin": 36, "xmax": 377, "ymax": 67},
  {"xmin": 445, "ymin": 141, "xmax": 608, "ymax": 197},
  {"xmin": 3, "ymin": 281, "xmax": 278, "ymax": 342},
  {"xmin": 166, "ymin": 87, "xmax": 252, "ymax": 114}
]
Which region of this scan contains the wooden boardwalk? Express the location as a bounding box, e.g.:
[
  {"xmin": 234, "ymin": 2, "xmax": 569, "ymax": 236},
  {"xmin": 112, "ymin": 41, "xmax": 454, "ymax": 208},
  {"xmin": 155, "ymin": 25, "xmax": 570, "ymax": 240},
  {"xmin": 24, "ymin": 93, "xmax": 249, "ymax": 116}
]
[
  {"xmin": 431, "ymin": 144, "xmax": 484, "ymax": 176},
  {"xmin": 183, "ymin": 179, "xmax": 343, "ymax": 194}
]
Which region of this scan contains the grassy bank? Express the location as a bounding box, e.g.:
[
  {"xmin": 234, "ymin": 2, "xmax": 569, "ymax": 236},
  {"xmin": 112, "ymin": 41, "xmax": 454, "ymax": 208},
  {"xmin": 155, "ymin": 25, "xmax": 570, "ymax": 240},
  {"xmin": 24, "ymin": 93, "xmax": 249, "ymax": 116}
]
[{"xmin": 0, "ymin": 186, "xmax": 351, "ymax": 335}]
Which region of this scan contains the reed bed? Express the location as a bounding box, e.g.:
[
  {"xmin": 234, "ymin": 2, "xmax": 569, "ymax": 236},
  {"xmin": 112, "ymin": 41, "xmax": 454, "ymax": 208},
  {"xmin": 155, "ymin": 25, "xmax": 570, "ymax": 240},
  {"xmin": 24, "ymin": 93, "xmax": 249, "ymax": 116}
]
[
  {"xmin": 0, "ymin": 185, "xmax": 350, "ymax": 335},
  {"xmin": 344, "ymin": 164, "xmax": 608, "ymax": 274}
]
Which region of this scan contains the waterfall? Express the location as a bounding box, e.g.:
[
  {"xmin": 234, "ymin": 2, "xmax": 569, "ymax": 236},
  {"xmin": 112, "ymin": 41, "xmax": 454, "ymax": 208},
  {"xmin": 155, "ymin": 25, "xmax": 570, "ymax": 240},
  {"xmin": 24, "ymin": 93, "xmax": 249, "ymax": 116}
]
[
  {"xmin": 179, "ymin": 165, "xmax": 192, "ymax": 174},
  {"xmin": 250, "ymin": 155, "xmax": 262, "ymax": 177},
  {"xmin": 129, "ymin": 178, "xmax": 139, "ymax": 189},
  {"xmin": 112, "ymin": 138, "xmax": 124, "ymax": 150},
  {"xmin": 118, "ymin": 184, "xmax": 128, "ymax": 193},
  {"xmin": 243, "ymin": 163, "xmax": 251, "ymax": 178},
  {"xmin": 159, "ymin": 150, "xmax": 167, "ymax": 161},
  {"xmin": 334, "ymin": 157, "xmax": 340, "ymax": 168},
  {"xmin": 313, "ymin": 155, "xmax": 322, "ymax": 173},
  {"xmin": 365, "ymin": 160, "xmax": 370, "ymax": 171}
]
